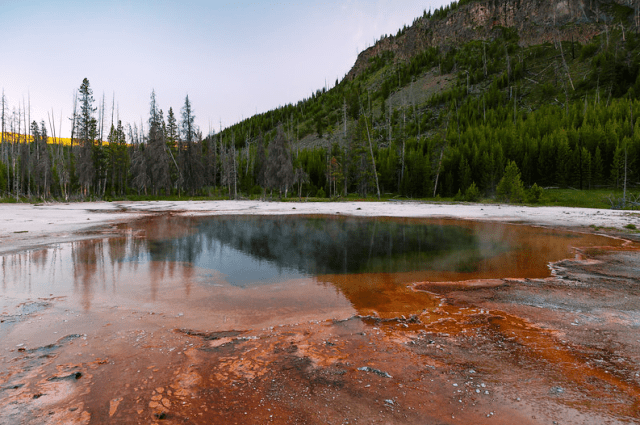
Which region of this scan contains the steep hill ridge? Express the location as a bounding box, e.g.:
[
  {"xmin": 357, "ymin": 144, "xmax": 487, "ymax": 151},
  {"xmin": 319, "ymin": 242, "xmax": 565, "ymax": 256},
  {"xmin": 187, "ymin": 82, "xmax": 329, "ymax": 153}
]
[{"xmin": 347, "ymin": 0, "xmax": 637, "ymax": 81}]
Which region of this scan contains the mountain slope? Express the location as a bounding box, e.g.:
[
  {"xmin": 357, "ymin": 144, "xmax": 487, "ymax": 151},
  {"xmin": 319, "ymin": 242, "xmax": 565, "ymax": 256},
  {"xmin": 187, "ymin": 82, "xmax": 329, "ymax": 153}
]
[
  {"xmin": 347, "ymin": 0, "xmax": 632, "ymax": 81},
  {"xmin": 206, "ymin": 0, "xmax": 639, "ymax": 201}
]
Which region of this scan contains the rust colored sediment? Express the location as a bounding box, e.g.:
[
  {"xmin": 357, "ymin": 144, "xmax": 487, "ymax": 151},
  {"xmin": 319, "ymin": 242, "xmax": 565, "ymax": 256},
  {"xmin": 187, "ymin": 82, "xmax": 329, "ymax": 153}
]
[{"xmin": 1, "ymin": 216, "xmax": 639, "ymax": 424}]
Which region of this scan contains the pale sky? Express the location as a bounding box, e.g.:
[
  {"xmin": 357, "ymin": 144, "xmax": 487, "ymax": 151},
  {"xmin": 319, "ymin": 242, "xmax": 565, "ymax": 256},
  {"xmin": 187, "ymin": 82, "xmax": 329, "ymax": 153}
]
[{"xmin": 1, "ymin": 0, "xmax": 451, "ymax": 138}]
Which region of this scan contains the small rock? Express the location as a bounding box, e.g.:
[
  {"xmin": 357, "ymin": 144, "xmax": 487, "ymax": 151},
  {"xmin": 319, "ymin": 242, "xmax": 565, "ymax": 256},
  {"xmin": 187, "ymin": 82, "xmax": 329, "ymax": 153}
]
[
  {"xmin": 550, "ymin": 386, "xmax": 564, "ymax": 395},
  {"xmin": 357, "ymin": 366, "xmax": 392, "ymax": 378}
]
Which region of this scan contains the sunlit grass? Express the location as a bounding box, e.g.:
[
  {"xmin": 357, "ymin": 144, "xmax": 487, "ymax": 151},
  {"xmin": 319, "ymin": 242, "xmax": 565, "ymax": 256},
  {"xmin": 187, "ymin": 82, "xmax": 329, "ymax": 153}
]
[{"xmin": 1, "ymin": 132, "xmax": 104, "ymax": 146}]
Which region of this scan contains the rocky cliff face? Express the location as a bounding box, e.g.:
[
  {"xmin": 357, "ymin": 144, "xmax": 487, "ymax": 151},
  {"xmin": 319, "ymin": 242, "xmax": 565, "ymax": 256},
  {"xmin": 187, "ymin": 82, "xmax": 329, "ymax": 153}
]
[{"xmin": 346, "ymin": 0, "xmax": 637, "ymax": 80}]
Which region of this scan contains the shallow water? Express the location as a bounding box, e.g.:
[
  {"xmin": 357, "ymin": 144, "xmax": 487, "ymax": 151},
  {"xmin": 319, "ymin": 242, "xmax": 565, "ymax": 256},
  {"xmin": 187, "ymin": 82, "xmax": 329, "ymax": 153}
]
[
  {"xmin": 0, "ymin": 215, "xmax": 620, "ymax": 324},
  {"xmin": 3, "ymin": 214, "xmax": 639, "ymax": 424}
]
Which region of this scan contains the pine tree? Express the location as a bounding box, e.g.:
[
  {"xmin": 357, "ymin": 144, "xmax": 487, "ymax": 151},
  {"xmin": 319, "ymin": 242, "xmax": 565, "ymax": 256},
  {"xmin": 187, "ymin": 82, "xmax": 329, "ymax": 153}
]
[
  {"xmin": 581, "ymin": 147, "xmax": 592, "ymax": 189},
  {"xmin": 165, "ymin": 107, "xmax": 180, "ymax": 189},
  {"xmin": 458, "ymin": 156, "xmax": 472, "ymax": 194},
  {"xmin": 592, "ymin": 145, "xmax": 604, "ymax": 187},
  {"xmin": 181, "ymin": 95, "xmax": 195, "ymax": 144},
  {"xmin": 537, "ymin": 135, "xmax": 555, "ymax": 187},
  {"xmin": 146, "ymin": 91, "xmax": 171, "ymax": 195},
  {"xmin": 33, "ymin": 121, "xmax": 51, "ymax": 198},
  {"xmin": 611, "ymin": 143, "xmax": 624, "ymax": 188},
  {"xmin": 254, "ymin": 134, "xmax": 267, "ymax": 195},
  {"xmin": 555, "ymin": 133, "xmax": 571, "ymax": 187},
  {"xmin": 166, "ymin": 107, "xmax": 179, "ymax": 148},
  {"xmin": 497, "ymin": 160, "xmax": 525, "ymax": 203},
  {"xmin": 75, "ymin": 78, "xmax": 97, "ymax": 196},
  {"xmin": 179, "ymin": 96, "xmax": 204, "ymax": 195}
]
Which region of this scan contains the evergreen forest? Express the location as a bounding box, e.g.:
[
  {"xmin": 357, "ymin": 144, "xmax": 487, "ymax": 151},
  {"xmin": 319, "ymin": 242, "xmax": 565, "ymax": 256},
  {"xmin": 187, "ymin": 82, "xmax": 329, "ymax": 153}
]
[{"xmin": 1, "ymin": 0, "xmax": 640, "ymax": 208}]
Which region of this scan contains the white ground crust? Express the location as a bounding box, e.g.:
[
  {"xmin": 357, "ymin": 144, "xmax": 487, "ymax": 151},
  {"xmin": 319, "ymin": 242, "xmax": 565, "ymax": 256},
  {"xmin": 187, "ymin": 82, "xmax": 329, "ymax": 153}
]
[{"xmin": 0, "ymin": 200, "xmax": 637, "ymax": 254}]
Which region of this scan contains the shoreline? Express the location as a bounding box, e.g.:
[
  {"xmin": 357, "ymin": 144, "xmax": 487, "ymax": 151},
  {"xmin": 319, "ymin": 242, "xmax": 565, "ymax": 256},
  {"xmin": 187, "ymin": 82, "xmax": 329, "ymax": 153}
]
[{"xmin": 0, "ymin": 200, "xmax": 637, "ymax": 255}]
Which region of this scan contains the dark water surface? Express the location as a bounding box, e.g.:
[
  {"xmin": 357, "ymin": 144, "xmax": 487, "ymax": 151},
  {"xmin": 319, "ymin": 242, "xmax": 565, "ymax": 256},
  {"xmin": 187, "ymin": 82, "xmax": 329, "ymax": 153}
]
[{"xmin": 0, "ymin": 215, "xmax": 620, "ymax": 322}]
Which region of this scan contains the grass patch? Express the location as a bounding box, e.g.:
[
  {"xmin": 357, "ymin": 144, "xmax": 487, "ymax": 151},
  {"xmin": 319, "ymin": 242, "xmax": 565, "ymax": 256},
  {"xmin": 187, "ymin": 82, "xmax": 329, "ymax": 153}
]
[{"xmin": 540, "ymin": 189, "xmax": 624, "ymax": 209}]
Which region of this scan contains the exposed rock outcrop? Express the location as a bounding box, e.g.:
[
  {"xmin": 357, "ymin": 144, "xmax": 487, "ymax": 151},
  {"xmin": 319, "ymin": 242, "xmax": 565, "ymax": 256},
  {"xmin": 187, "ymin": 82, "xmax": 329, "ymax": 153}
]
[{"xmin": 346, "ymin": 0, "xmax": 637, "ymax": 80}]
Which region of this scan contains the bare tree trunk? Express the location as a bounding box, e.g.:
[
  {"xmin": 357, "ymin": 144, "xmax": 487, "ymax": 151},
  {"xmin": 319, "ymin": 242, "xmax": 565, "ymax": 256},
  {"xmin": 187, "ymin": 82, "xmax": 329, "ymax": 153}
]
[
  {"xmin": 13, "ymin": 108, "xmax": 19, "ymax": 201},
  {"xmin": 59, "ymin": 111, "xmax": 68, "ymax": 200},
  {"xmin": 70, "ymin": 91, "xmax": 78, "ymax": 198},
  {"xmin": 401, "ymin": 99, "xmax": 406, "ymax": 184},
  {"xmin": 433, "ymin": 146, "xmax": 445, "ymax": 198},
  {"xmin": 506, "ymin": 45, "xmax": 511, "ymax": 84},
  {"xmin": 343, "ymin": 98, "xmax": 347, "ymax": 144},
  {"xmin": 625, "ymin": 104, "xmax": 633, "ymax": 208},
  {"xmin": 388, "ymin": 102, "xmax": 392, "ymax": 143},
  {"xmin": 513, "ymin": 87, "xmax": 517, "ymax": 125},
  {"xmin": 233, "ymin": 142, "xmax": 237, "ymax": 199},
  {"xmin": 1, "ymin": 91, "xmax": 6, "ymax": 197},
  {"xmin": 558, "ymin": 39, "xmax": 575, "ymax": 91},
  {"xmin": 363, "ymin": 115, "xmax": 381, "ymax": 200},
  {"xmin": 110, "ymin": 93, "xmax": 115, "ymax": 129},
  {"xmin": 483, "ymin": 42, "xmax": 487, "ymax": 78},
  {"xmin": 483, "ymin": 95, "xmax": 486, "ymax": 123},
  {"xmin": 27, "ymin": 96, "xmax": 31, "ymax": 199},
  {"xmin": 327, "ymin": 152, "xmax": 331, "ymax": 199},
  {"xmin": 433, "ymin": 116, "xmax": 451, "ymax": 198}
]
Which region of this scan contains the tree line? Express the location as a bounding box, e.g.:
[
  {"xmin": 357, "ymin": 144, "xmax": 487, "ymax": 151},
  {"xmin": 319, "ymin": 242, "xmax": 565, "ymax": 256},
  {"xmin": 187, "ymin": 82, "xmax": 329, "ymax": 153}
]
[{"xmin": 1, "ymin": 9, "xmax": 639, "ymax": 203}]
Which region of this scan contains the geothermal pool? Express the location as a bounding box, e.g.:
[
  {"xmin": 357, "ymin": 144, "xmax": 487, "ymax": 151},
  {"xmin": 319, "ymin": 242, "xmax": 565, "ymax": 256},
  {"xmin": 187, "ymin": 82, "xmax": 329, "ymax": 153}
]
[
  {"xmin": 1, "ymin": 214, "xmax": 638, "ymax": 425},
  {"xmin": 0, "ymin": 215, "xmax": 618, "ymax": 325}
]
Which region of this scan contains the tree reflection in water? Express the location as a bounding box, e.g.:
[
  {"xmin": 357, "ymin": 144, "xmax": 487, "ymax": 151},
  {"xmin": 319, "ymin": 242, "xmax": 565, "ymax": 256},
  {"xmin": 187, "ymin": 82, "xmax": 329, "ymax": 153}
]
[{"xmin": 0, "ymin": 215, "xmax": 616, "ymax": 318}]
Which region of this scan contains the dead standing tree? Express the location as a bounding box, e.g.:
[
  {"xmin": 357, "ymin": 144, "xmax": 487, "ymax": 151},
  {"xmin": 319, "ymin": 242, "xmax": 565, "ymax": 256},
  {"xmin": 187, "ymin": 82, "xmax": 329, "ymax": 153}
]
[
  {"xmin": 362, "ymin": 112, "xmax": 381, "ymax": 200},
  {"xmin": 48, "ymin": 109, "xmax": 69, "ymax": 201},
  {"xmin": 432, "ymin": 114, "xmax": 452, "ymax": 197},
  {"xmin": 146, "ymin": 91, "xmax": 171, "ymax": 195},
  {"xmin": 265, "ymin": 124, "xmax": 294, "ymax": 198}
]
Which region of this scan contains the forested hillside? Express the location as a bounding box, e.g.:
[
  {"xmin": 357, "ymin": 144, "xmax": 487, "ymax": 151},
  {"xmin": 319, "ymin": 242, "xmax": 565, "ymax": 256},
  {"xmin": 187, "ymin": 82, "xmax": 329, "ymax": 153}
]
[{"xmin": 1, "ymin": 0, "xmax": 639, "ymax": 205}]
